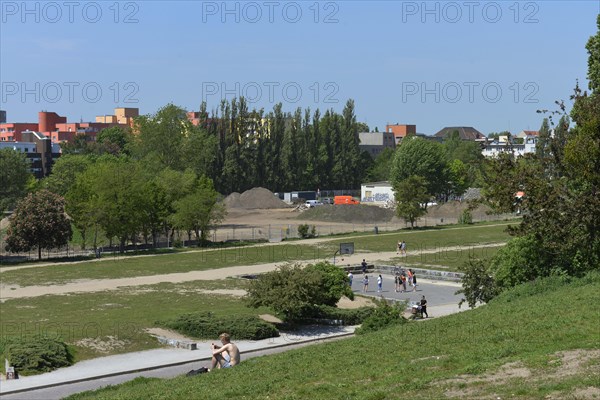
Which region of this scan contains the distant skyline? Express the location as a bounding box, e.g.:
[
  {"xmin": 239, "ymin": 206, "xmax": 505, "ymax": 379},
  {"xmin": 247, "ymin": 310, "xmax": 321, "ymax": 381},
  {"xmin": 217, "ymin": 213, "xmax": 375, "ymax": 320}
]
[{"xmin": 1, "ymin": 1, "xmax": 599, "ymax": 135}]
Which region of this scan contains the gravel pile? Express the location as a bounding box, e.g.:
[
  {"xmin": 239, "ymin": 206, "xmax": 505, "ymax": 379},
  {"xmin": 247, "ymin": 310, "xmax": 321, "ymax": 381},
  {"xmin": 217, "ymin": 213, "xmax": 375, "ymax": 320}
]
[{"xmin": 223, "ymin": 187, "xmax": 290, "ymax": 209}]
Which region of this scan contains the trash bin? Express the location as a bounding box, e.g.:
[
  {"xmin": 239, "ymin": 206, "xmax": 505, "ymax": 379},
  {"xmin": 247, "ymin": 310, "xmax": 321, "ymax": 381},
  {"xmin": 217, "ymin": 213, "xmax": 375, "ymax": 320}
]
[{"xmin": 374, "ymin": 226, "xmax": 379, "ymax": 234}]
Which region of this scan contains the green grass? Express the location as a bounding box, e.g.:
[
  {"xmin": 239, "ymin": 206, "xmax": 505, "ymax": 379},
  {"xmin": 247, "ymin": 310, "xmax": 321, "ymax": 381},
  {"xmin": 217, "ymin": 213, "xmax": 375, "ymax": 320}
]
[
  {"xmin": 0, "ymin": 223, "xmax": 512, "ymax": 287},
  {"xmin": 397, "ymin": 245, "xmax": 503, "ymax": 270},
  {"xmin": 66, "ymin": 272, "xmax": 600, "ymax": 400},
  {"xmin": 0, "ymin": 279, "xmax": 272, "ymax": 361}
]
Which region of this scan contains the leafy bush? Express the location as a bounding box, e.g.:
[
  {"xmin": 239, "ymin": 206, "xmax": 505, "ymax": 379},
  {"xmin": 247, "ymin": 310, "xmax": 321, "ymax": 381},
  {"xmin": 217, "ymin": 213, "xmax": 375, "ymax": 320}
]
[
  {"xmin": 297, "ymin": 224, "xmax": 317, "ymax": 239},
  {"xmin": 456, "ymin": 257, "xmax": 501, "ymax": 308},
  {"xmin": 489, "ymin": 235, "xmax": 551, "ymax": 289},
  {"xmin": 159, "ymin": 312, "xmax": 279, "ymax": 340},
  {"xmin": 0, "ymin": 336, "xmax": 74, "ymax": 375},
  {"xmin": 458, "ymin": 209, "xmax": 473, "ymax": 224},
  {"xmin": 246, "ymin": 262, "xmax": 353, "ymax": 321},
  {"xmin": 355, "ymin": 299, "xmax": 407, "ymax": 335}
]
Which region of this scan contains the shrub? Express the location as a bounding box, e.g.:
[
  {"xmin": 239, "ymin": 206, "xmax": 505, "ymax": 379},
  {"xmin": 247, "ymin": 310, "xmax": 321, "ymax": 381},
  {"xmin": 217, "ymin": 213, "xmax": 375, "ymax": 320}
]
[
  {"xmin": 355, "ymin": 299, "xmax": 407, "ymax": 335},
  {"xmin": 159, "ymin": 312, "xmax": 279, "ymax": 340},
  {"xmin": 458, "ymin": 209, "xmax": 473, "ymax": 224},
  {"xmin": 297, "ymin": 224, "xmax": 317, "ymax": 239},
  {"xmin": 246, "ymin": 262, "xmax": 353, "ymax": 321},
  {"xmin": 0, "ymin": 336, "xmax": 74, "ymax": 375},
  {"xmin": 456, "ymin": 257, "xmax": 501, "ymax": 308}
]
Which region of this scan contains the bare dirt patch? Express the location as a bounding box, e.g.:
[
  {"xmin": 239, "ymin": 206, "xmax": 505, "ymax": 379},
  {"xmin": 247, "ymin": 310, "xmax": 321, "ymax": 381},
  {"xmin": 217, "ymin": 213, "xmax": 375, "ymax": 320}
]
[
  {"xmin": 74, "ymin": 336, "xmax": 130, "ymax": 354},
  {"xmin": 439, "ymin": 349, "xmax": 600, "ymax": 399},
  {"xmin": 145, "ymin": 328, "xmax": 195, "ymax": 342},
  {"xmin": 259, "ymin": 314, "xmax": 283, "ymax": 324},
  {"xmin": 337, "ymin": 295, "xmax": 375, "ymax": 309}
]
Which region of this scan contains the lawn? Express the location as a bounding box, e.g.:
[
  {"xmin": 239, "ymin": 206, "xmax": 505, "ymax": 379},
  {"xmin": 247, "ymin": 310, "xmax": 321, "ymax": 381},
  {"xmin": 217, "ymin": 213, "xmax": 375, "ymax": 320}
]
[
  {"xmin": 0, "ymin": 222, "xmax": 512, "ymax": 287},
  {"xmin": 395, "ymin": 244, "xmax": 503, "ymax": 270},
  {"xmin": 0, "ymin": 279, "xmax": 272, "ymax": 361},
  {"xmin": 66, "ymin": 272, "xmax": 600, "ymax": 400}
]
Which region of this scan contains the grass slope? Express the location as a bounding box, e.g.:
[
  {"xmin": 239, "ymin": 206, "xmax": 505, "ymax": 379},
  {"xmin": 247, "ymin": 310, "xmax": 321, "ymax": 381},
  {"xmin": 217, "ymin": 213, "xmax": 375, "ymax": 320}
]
[{"xmin": 67, "ymin": 273, "xmax": 600, "ymax": 400}]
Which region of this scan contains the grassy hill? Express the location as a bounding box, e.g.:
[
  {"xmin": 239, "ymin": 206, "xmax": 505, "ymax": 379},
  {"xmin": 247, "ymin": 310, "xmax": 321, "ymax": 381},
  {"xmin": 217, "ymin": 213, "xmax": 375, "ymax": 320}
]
[{"xmin": 68, "ymin": 272, "xmax": 600, "ymax": 400}]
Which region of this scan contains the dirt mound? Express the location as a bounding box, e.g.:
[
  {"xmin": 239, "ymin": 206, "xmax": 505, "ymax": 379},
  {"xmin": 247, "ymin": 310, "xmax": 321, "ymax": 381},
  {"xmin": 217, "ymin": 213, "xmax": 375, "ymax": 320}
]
[
  {"xmin": 223, "ymin": 187, "xmax": 290, "ymax": 209},
  {"xmin": 223, "ymin": 192, "xmax": 242, "ymax": 209},
  {"xmin": 299, "ymin": 204, "xmax": 395, "ymax": 223}
]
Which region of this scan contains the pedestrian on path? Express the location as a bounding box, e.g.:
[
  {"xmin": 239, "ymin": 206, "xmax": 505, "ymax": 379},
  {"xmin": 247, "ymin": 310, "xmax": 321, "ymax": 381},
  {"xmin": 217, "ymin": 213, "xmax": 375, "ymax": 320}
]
[
  {"xmin": 420, "ymin": 296, "xmax": 428, "ymax": 318},
  {"xmin": 363, "ymin": 274, "xmax": 369, "ymax": 292},
  {"xmin": 394, "ymin": 273, "xmax": 400, "ymax": 292},
  {"xmin": 377, "ymin": 274, "xmax": 383, "ymax": 292},
  {"xmin": 400, "ymin": 240, "xmax": 406, "ymax": 256},
  {"xmin": 412, "ymin": 270, "xmax": 417, "ymax": 292},
  {"xmin": 361, "ymin": 259, "xmax": 368, "ymax": 273},
  {"xmin": 407, "ymin": 268, "xmax": 414, "ymax": 285},
  {"xmin": 401, "ymin": 274, "xmax": 407, "ymax": 292},
  {"xmin": 397, "ymin": 240, "xmax": 401, "ymax": 254},
  {"xmin": 348, "ymin": 270, "xmax": 353, "ymax": 287}
]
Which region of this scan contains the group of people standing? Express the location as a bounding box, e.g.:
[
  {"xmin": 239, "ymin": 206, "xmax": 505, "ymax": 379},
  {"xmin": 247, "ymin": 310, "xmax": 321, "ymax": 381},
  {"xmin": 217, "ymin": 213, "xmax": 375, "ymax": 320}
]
[{"xmin": 394, "ymin": 268, "xmax": 417, "ymax": 292}]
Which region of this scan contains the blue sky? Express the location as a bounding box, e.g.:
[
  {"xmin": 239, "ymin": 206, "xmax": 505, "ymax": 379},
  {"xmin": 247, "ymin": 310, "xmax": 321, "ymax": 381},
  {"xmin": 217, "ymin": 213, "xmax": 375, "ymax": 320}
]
[{"xmin": 1, "ymin": 0, "xmax": 599, "ymax": 135}]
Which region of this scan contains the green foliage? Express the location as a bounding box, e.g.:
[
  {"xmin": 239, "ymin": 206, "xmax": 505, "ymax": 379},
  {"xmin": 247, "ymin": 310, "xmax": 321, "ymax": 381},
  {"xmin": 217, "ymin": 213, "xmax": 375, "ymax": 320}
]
[
  {"xmin": 489, "ymin": 235, "xmax": 552, "ymax": 289},
  {"xmin": 297, "ymin": 224, "xmax": 317, "ymax": 239},
  {"xmin": 393, "ymin": 175, "xmax": 429, "ymax": 228},
  {"xmin": 456, "ymin": 257, "xmax": 501, "ymax": 308},
  {"xmin": 159, "ymin": 312, "xmax": 279, "ymax": 340},
  {"xmin": 365, "ymin": 147, "xmax": 395, "ymax": 182},
  {"xmin": 458, "ymin": 209, "xmax": 473, "ymax": 225},
  {"xmin": 355, "ymin": 298, "xmax": 407, "ymax": 334},
  {"xmin": 5, "ymin": 189, "xmax": 72, "ymax": 259},
  {"xmin": 304, "ymin": 262, "xmax": 354, "ymax": 305},
  {"xmin": 246, "ymin": 262, "xmax": 352, "ymax": 321},
  {"xmin": 391, "ymin": 136, "xmax": 448, "ymax": 197},
  {"xmin": 0, "ymin": 336, "xmax": 73, "ymax": 375},
  {"xmin": 0, "ymin": 148, "xmax": 32, "ymax": 212}
]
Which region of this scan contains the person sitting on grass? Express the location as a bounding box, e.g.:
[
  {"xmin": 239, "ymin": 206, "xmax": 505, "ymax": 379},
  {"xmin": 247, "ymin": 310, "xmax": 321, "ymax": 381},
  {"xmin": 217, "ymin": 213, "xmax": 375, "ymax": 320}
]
[{"xmin": 210, "ymin": 333, "xmax": 240, "ymax": 370}]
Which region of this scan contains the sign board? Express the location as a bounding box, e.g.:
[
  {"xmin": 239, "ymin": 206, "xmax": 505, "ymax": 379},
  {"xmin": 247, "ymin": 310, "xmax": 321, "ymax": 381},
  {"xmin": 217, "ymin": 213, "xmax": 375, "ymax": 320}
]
[{"xmin": 339, "ymin": 242, "xmax": 354, "ymax": 255}]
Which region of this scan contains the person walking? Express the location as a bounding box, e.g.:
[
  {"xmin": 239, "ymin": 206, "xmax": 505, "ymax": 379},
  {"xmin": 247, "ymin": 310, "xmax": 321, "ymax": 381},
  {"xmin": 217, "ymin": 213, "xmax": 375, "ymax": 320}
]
[
  {"xmin": 412, "ymin": 270, "xmax": 417, "ymax": 292},
  {"xmin": 377, "ymin": 274, "xmax": 383, "ymax": 292},
  {"xmin": 420, "ymin": 295, "xmax": 428, "ymax": 318},
  {"xmin": 363, "ymin": 274, "xmax": 369, "ymax": 292},
  {"xmin": 401, "ymin": 241, "xmax": 407, "ymax": 256},
  {"xmin": 394, "ymin": 274, "xmax": 400, "ymax": 292},
  {"xmin": 401, "ymin": 274, "xmax": 407, "ymax": 292},
  {"xmin": 397, "ymin": 240, "xmax": 401, "ymax": 254},
  {"xmin": 407, "ymin": 268, "xmax": 414, "ymax": 286},
  {"xmin": 348, "ymin": 271, "xmax": 353, "ymax": 287}
]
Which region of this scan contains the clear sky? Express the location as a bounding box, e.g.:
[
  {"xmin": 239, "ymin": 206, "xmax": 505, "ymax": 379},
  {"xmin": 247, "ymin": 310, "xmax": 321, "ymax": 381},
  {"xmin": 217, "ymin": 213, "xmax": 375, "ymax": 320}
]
[{"xmin": 1, "ymin": 1, "xmax": 599, "ymax": 135}]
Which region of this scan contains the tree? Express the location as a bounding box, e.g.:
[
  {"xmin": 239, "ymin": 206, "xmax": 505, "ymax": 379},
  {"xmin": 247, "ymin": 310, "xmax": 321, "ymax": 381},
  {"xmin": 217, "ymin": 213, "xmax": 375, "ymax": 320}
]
[
  {"xmin": 365, "ymin": 147, "xmax": 395, "ymax": 182},
  {"xmin": 171, "ymin": 176, "xmax": 226, "ymax": 243},
  {"xmin": 391, "ymin": 137, "xmax": 448, "ymax": 198},
  {"xmin": 393, "ymin": 175, "xmax": 429, "ymax": 228},
  {"xmin": 0, "ymin": 148, "xmax": 33, "ymax": 212},
  {"xmin": 246, "ymin": 262, "xmax": 351, "ymax": 321},
  {"xmin": 5, "ymin": 190, "xmax": 72, "ymax": 260},
  {"xmin": 97, "ymin": 126, "xmax": 131, "ymax": 155},
  {"xmin": 482, "ymin": 15, "xmax": 600, "ymax": 280},
  {"xmin": 43, "ymin": 154, "xmax": 93, "ymax": 196}
]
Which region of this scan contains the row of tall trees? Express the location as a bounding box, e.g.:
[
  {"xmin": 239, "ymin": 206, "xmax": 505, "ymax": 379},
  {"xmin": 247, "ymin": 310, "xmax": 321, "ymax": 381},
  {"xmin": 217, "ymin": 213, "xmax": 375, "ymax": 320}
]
[{"xmin": 61, "ymin": 100, "xmax": 367, "ymax": 194}]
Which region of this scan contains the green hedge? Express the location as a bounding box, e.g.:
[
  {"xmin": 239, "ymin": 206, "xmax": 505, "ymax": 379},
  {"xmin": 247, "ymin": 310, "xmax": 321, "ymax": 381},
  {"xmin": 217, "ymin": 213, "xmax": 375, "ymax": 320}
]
[
  {"xmin": 0, "ymin": 336, "xmax": 74, "ymax": 375},
  {"xmin": 355, "ymin": 299, "xmax": 407, "ymax": 335},
  {"xmin": 159, "ymin": 312, "xmax": 279, "ymax": 340}
]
